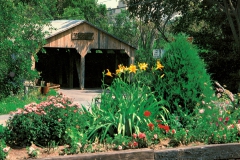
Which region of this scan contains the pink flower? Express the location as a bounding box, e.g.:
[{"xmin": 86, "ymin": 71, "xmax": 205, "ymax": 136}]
[
  {"xmin": 133, "ymin": 141, "xmax": 138, "ymax": 147},
  {"xmin": 138, "ymin": 132, "xmax": 146, "ymax": 139},
  {"xmin": 132, "ymin": 133, "xmax": 137, "ymax": 139},
  {"xmin": 219, "ymin": 117, "xmax": 223, "ymax": 121},
  {"xmin": 225, "ymin": 117, "xmax": 229, "ymax": 121},
  {"xmin": 199, "ymin": 109, "xmax": 205, "ymax": 114}
]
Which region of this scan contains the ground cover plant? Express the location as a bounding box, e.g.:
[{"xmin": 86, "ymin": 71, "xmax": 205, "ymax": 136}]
[
  {"xmin": 0, "ymin": 88, "xmax": 57, "ymax": 115},
  {"xmin": 0, "ymin": 34, "xmax": 240, "ymax": 159}
]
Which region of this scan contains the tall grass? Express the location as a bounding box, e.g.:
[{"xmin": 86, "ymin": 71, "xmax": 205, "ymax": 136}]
[{"xmin": 0, "ymin": 88, "xmax": 57, "ymax": 115}]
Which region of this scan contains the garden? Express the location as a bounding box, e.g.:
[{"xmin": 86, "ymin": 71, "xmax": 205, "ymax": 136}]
[{"xmin": 0, "ymin": 34, "xmax": 240, "ymax": 159}]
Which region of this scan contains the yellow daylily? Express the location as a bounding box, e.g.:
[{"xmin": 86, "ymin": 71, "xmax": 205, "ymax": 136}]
[
  {"xmin": 138, "ymin": 63, "xmax": 148, "ymax": 70},
  {"xmin": 156, "ymin": 60, "xmax": 164, "ymax": 70},
  {"xmin": 128, "ymin": 64, "xmax": 137, "ymax": 73},
  {"xmin": 105, "ymin": 69, "xmax": 113, "ymax": 77},
  {"xmin": 116, "ymin": 64, "xmax": 125, "ymax": 74}
]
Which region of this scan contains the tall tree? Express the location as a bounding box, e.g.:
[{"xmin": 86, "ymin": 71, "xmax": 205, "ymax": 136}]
[
  {"xmin": 109, "ymin": 10, "xmax": 139, "ymax": 47},
  {"xmin": 0, "ymin": 0, "xmax": 48, "ymax": 98},
  {"xmin": 123, "ymin": 0, "xmax": 240, "ymax": 92}
]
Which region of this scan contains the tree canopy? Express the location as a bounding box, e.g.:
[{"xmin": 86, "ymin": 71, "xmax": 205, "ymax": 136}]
[{"xmin": 0, "ymin": 0, "xmax": 49, "ymax": 98}]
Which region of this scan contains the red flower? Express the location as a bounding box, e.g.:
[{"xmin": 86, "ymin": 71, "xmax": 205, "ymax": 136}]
[
  {"xmin": 171, "ymin": 129, "xmax": 176, "ymax": 134},
  {"xmin": 138, "ymin": 132, "xmax": 146, "ymax": 139},
  {"xmin": 144, "ymin": 110, "xmax": 151, "ymax": 117},
  {"xmin": 158, "ymin": 124, "xmax": 165, "ymax": 129},
  {"xmin": 133, "ymin": 141, "xmax": 138, "ymax": 147},
  {"xmin": 148, "ymin": 123, "xmax": 154, "ymax": 131},
  {"xmin": 219, "ymin": 117, "xmax": 223, "ymax": 121},
  {"xmin": 158, "ymin": 124, "xmax": 170, "ymax": 133},
  {"xmin": 225, "ymin": 117, "xmax": 229, "ymax": 121},
  {"xmin": 163, "ymin": 126, "xmax": 170, "ymax": 133},
  {"xmin": 238, "ymin": 120, "xmax": 240, "ymax": 124},
  {"xmin": 132, "ymin": 133, "xmax": 137, "ymax": 139}
]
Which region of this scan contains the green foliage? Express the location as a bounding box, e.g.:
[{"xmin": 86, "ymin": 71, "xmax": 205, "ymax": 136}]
[
  {"xmin": 0, "ymin": 139, "xmax": 9, "ymax": 160},
  {"xmin": 63, "ymin": 126, "xmax": 87, "ymax": 154},
  {"xmin": 189, "ymin": 99, "xmax": 239, "ymax": 144},
  {"xmin": 0, "ymin": 88, "xmax": 57, "ymax": 115},
  {"xmin": 154, "ymin": 34, "xmax": 215, "ymax": 126},
  {"xmin": 5, "ymin": 94, "xmax": 84, "ymax": 147},
  {"xmin": 86, "ymin": 66, "xmax": 169, "ymax": 142},
  {"xmin": 109, "ymin": 10, "xmax": 139, "ymax": 47},
  {"xmin": 0, "ymin": 0, "xmax": 48, "ymax": 99},
  {"xmin": 26, "ymin": 146, "xmax": 40, "ymax": 158}
]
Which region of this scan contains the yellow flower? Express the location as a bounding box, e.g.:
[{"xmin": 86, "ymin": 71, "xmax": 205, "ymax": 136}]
[
  {"xmin": 116, "ymin": 64, "xmax": 125, "ymax": 74},
  {"xmin": 128, "ymin": 64, "xmax": 137, "ymax": 73},
  {"xmin": 156, "ymin": 61, "xmax": 164, "ymax": 70},
  {"xmin": 138, "ymin": 63, "xmax": 148, "ymax": 70},
  {"xmin": 105, "ymin": 69, "xmax": 113, "ymax": 77},
  {"xmin": 160, "ymin": 74, "xmax": 165, "ymax": 78}
]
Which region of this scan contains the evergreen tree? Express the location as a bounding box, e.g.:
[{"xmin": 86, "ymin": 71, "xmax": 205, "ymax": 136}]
[{"xmin": 154, "ymin": 34, "xmax": 215, "ymax": 125}]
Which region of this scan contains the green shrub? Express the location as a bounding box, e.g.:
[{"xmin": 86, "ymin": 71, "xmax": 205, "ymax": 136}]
[
  {"xmin": 5, "ymin": 94, "xmax": 85, "ymax": 147},
  {"xmin": 154, "ymin": 33, "xmax": 215, "ymax": 126},
  {"xmin": 0, "ymin": 125, "xmax": 9, "ymax": 160}
]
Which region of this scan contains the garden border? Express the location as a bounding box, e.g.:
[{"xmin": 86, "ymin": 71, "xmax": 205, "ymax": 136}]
[{"xmin": 37, "ymin": 143, "xmax": 240, "ymax": 160}]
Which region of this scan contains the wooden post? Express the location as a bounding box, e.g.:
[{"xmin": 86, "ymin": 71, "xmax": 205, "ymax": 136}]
[
  {"xmin": 80, "ymin": 54, "xmax": 85, "ymax": 90},
  {"xmin": 75, "ymin": 45, "xmax": 89, "ymax": 90}
]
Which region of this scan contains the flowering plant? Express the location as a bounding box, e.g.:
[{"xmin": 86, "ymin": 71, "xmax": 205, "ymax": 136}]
[
  {"xmin": 86, "ymin": 61, "xmax": 169, "ymax": 142},
  {"xmin": 5, "ymin": 93, "xmax": 85, "ymax": 147}
]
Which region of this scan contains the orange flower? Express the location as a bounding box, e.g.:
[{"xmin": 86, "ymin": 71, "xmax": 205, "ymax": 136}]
[
  {"xmin": 129, "ymin": 64, "xmax": 137, "ymax": 73},
  {"xmin": 105, "ymin": 69, "xmax": 113, "ymax": 77},
  {"xmin": 156, "ymin": 61, "xmax": 164, "ymax": 70},
  {"xmin": 144, "ymin": 110, "xmax": 151, "ymax": 117}
]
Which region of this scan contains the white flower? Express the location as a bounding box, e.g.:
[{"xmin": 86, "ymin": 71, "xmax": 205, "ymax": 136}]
[
  {"xmin": 77, "ymin": 143, "xmax": 82, "ymax": 148},
  {"xmin": 118, "ymin": 145, "xmax": 122, "ymax": 150},
  {"xmin": 3, "ymin": 147, "xmax": 10, "ymax": 153},
  {"xmin": 199, "ymin": 109, "xmax": 205, "ymax": 114}
]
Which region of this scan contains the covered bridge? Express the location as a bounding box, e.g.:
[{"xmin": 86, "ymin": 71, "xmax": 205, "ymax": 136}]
[{"xmin": 36, "ymin": 20, "xmax": 136, "ymax": 89}]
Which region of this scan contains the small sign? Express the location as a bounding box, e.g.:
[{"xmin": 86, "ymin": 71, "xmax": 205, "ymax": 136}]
[
  {"xmin": 71, "ymin": 32, "xmax": 94, "ymax": 40},
  {"xmin": 153, "ymin": 49, "xmax": 160, "ymax": 58},
  {"xmin": 153, "ymin": 49, "xmax": 165, "ymax": 58}
]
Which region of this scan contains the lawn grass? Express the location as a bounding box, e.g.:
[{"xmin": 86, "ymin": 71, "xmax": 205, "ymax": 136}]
[{"xmin": 0, "ymin": 87, "xmax": 57, "ymax": 115}]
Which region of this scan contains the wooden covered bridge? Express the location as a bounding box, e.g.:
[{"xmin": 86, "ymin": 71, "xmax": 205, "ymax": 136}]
[{"xmin": 36, "ymin": 20, "xmax": 136, "ymax": 89}]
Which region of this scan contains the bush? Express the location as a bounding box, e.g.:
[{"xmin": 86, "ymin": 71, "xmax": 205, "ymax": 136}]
[
  {"xmin": 0, "ymin": 125, "xmax": 9, "ymax": 160},
  {"xmin": 154, "ymin": 33, "xmax": 215, "ymax": 126},
  {"xmin": 5, "ymin": 94, "xmax": 85, "ymax": 147}
]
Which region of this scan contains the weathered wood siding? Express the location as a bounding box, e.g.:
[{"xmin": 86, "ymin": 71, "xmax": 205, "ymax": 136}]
[{"xmin": 44, "ymin": 22, "xmax": 135, "ymax": 57}]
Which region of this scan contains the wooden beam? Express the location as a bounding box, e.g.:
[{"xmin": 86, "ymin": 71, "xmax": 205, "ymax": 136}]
[{"xmin": 80, "ymin": 54, "xmax": 85, "ymax": 90}]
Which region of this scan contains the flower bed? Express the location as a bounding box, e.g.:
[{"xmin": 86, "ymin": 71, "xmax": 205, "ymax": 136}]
[{"xmin": 1, "ymin": 34, "xmax": 240, "ymax": 160}]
